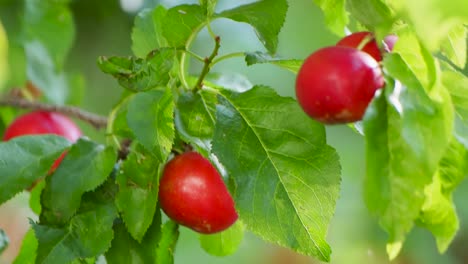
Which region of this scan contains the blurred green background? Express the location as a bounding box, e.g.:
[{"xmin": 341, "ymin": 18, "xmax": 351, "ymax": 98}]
[{"xmin": 1, "ymin": 0, "xmax": 468, "ymax": 263}]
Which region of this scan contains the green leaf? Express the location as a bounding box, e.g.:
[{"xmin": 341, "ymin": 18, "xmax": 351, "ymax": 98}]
[
  {"xmin": 442, "ymin": 70, "xmax": 468, "ymax": 148},
  {"xmin": 22, "ymin": 0, "xmax": 75, "ymax": 104},
  {"xmin": 200, "ymin": 0, "xmax": 218, "ymax": 17},
  {"xmin": 97, "ymin": 48, "xmax": 176, "ymax": 92},
  {"xmin": 217, "ymin": 0, "xmax": 288, "ymax": 54},
  {"xmin": 156, "ymin": 220, "xmax": 179, "ymax": 264},
  {"xmin": 440, "ymin": 25, "xmax": 467, "ymax": 68},
  {"xmin": 66, "ymin": 72, "xmax": 86, "ymax": 106},
  {"xmin": 392, "ymin": 29, "xmax": 437, "ymax": 90},
  {"xmin": 245, "ymin": 51, "xmax": 302, "ymax": 73},
  {"xmin": 0, "ymin": 135, "xmax": 71, "ymax": 204},
  {"xmin": 132, "ymin": 6, "xmax": 168, "ymax": 57},
  {"xmin": 418, "ymin": 138, "xmax": 468, "ymax": 252},
  {"xmin": 34, "ymin": 203, "xmax": 117, "ymax": 264},
  {"xmin": 5, "ymin": 26, "xmax": 27, "ymax": 90},
  {"xmin": 364, "ymin": 54, "xmax": 453, "ymax": 259},
  {"xmin": 29, "ymin": 180, "xmax": 46, "ymax": 215},
  {"xmin": 24, "ymin": 41, "xmax": 69, "ymax": 104},
  {"xmin": 346, "ymin": 0, "xmax": 394, "ymax": 34},
  {"xmin": 40, "ymin": 138, "xmax": 117, "ymax": 225},
  {"xmin": 162, "ymin": 5, "xmax": 206, "ymax": 48},
  {"xmin": 312, "ymin": 0, "xmax": 348, "ymax": 36},
  {"xmin": 199, "ymin": 220, "xmax": 245, "ymax": 256},
  {"xmin": 23, "ymin": 0, "xmax": 74, "ymax": 68},
  {"xmin": 115, "ymin": 144, "xmax": 163, "ymax": 242},
  {"xmin": 13, "ymin": 228, "xmax": 37, "ymax": 264},
  {"xmin": 106, "ymin": 210, "xmax": 162, "ymax": 264},
  {"xmin": 175, "ymin": 90, "xmax": 216, "ymax": 154},
  {"xmin": 439, "ymin": 139, "xmax": 468, "ymax": 193},
  {"xmin": 388, "ymin": 0, "xmax": 468, "ymax": 51},
  {"xmin": 111, "ymin": 95, "xmax": 134, "ymax": 139},
  {"xmin": 0, "ymin": 228, "xmax": 8, "ymax": 254},
  {"xmin": 0, "ymin": 21, "xmax": 8, "ymax": 90},
  {"xmin": 212, "ymin": 86, "xmax": 341, "ymax": 261},
  {"xmin": 97, "ymin": 56, "xmax": 135, "ymax": 75},
  {"xmin": 127, "ymin": 89, "xmax": 174, "ymax": 160}
]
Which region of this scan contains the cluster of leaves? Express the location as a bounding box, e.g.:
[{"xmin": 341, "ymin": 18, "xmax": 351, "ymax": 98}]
[
  {"xmin": 0, "ymin": 0, "xmax": 342, "ymax": 263},
  {"xmin": 311, "ymin": 0, "xmax": 468, "ymax": 259},
  {"xmin": 0, "ymin": 0, "xmax": 467, "ymax": 263}
]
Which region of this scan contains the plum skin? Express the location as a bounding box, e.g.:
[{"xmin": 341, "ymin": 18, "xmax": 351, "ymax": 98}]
[
  {"xmin": 295, "ymin": 46, "xmax": 384, "ymax": 124},
  {"xmin": 337, "ymin": 31, "xmax": 398, "ymax": 60},
  {"xmin": 159, "ymin": 151, "xmax": 238, "ymax": 234},
  {"xmin": 3, "ymin": 111, "xmax": 82, "ymax": 170},
  {"xmin": 336, "ymin": 31, "xmax": 382, "ymax": 61}
]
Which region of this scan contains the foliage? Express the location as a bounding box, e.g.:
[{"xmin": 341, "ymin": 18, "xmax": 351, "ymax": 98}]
[{"xmin": 0, "ymin": 0, "xmax": 466, "ymax": 263}]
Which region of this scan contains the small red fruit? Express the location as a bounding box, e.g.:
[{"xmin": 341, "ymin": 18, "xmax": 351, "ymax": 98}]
[
  {"xmin": 336, "ymin": 31, "xmax": 382, "ymax": 61},
  {"xmin": 3, "ymin": 111, "xmax": 82, "ymax": 171},
  {"xmin": 159, "ymin": 152, "xmax": 238, "ymax": 234},
  {"xmin": 295, "ymin": 46, "xmax": 384, "ymax": 124}
]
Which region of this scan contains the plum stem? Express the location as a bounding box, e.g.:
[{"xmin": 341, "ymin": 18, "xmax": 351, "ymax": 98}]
[
  {"xmin": 0, "ymin": 97, "xmax": 108, "ymax": 129},
  {"xmin": 356, "ymin": 34, "xmax": 375, "ymax": 51}
]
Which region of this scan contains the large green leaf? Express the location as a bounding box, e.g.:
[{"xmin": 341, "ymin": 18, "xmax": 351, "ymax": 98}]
[
  {"xmin": 418, "ymin": 138, "xmax": 468, "ymax": 252},
  {"xmin": 40, "ymin": 138, "xmax": 117, "ymax": 225},
  {"xmin": 23, "ymin": 0, "xmax": 75, "ymax": 104},
  {"xmin": 388, "ymin": 0, "xmax": 468, "ymax": 51},
  {"xmin": 115, "ymin": 144, "xmax": 163, "ymax": 242},
  {"xmin": 217, "ymin": 0, "xmax": 288, "ymax": 54},
  {"xmin": 127, "ymin": 89, "xmax": 174, "ymax": 160},
  {"xmin": 245, "ymin": 51, "xmax": 302, "ymax": 73},
  {"xmin": 392, "ymin": 29, "xmax": 437, "ymax": 90},
  {"xmin": 23, "ymin": 0, "xmax": 74, "ymax": 68},
  {"xmin": 155, "ymin": 220, "xmax": 179, "ymax": 264},
  {"xmin": 105, "ymin": 210, "xmax": 162, "ymax": 264},
  {"xmin": 442, "ymin": 70, "xmax": 468, "ymax": 119},
  {"xmin": 442, "ymin": 70, "xmax": 468, "ymax": 148},
  {"xmin": 107, "ymin": 213, "xmax": 179, "ymax": 264},
  {"xmin": 346, "ymin": 0, "xmax": 394, "ymax": 34},
  {"xmin": 364, "ymin": 54, "xmax": 453, "ymax": 259},
  {"xmin": 34, "ymin": 203, "xmax": 117, "ymax": 264},
  {"xmin": 212, "ymin": 86, "xmax": 341, "ymax": 261},
  {"xmin": 13, "ymin": 228, "xmax": 37, "ymax": 264},
  {"xmin": 97, "ymin": 48, "xmax": 176, "ymax": 92},
  {"xmin": 162, "ymin": 5, "xmax": 206, "ymax": 48},
  {"xmin": 440, "ymin": 25, "xmax": 467, "ymax": 69},
  {"xmin": 174, "ymin": 90, "xmax": 217, "ymax": 154},
  {"xmin": 24, "ymin": 41, "xmax": 69, "ymax": 104},
  {"xmin": 312, "ymin": 0, "xmax": 348, "ymax": 36},
  {"xmin": 0, "ymin": 135, "xmax": 71, "ymax": 204},
  {"xmin": 132, "ymin": 6, "xmax": 168, "ymax": 57},
  {"xmin": 199, "ymin": 220, "xmax": 245, "ymax": 256}
]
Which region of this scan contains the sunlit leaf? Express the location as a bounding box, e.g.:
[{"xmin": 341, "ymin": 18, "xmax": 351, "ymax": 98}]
[
  {"xmin": 217, "ymin": 0, "xmax": 288, "ymax": 54},
  {"xmin": 199, "ymin": 220, "xmax": 244, "ymax": 256},
  {"xmin": 245, "ymin": 51, "xmax": 302, "ymax": 73},
  {"xmin": 212, "ymin": 86, "xmax": 341, "ymax": 261}
]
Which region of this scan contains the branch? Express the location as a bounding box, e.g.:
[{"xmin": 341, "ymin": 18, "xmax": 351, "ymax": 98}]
[
  {"xmin": 0, "ymin": 98, "xmax": 108, "ymax": 129},
  {"xmin": 194, "ymin": 35, "xmax": 221, "ymax": 91}
]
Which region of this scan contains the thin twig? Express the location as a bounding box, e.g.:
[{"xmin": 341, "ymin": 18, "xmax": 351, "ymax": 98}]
[
  {"xmin": 194, "ymin": 36, "xmax": 221, "ymax": 91},
  {"xmin": 0, "ymin": 98, "xmax": 108, "ymax": 129}
]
